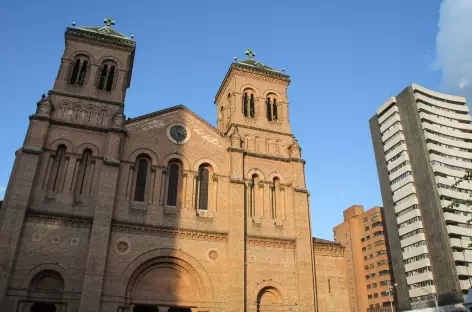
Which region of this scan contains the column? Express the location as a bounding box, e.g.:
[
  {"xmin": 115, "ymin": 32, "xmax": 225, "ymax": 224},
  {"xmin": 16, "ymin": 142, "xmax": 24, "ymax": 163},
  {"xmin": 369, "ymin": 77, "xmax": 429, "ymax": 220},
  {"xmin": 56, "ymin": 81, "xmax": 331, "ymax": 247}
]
[{"xmin": 78, "ymin": 131, "xmax": 122, "ymax": 312}]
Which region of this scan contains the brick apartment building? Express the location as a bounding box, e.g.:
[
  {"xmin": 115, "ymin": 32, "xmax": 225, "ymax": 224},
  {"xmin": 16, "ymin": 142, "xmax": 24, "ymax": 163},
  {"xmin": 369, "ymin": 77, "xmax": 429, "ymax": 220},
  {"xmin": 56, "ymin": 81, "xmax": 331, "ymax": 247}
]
[{"xmin": 334, "ymin": 205, "xmax": 395, "ymax": 312}]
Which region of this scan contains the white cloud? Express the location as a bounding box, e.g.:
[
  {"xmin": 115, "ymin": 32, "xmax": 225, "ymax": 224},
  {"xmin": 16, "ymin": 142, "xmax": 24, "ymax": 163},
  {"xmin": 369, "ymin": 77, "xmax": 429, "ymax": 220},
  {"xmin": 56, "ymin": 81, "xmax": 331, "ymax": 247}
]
[{"xmin": 434, "ymin": 0, "xmax": 472, "ymax": 98}]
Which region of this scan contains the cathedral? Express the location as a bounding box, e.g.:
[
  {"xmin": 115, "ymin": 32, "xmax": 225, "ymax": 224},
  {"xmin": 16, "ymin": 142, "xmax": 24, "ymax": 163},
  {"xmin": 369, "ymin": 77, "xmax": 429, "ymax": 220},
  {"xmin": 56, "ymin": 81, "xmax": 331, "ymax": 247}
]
[{"xmin": 0, "ymin": 19, "xmax": 349, "ymax": 312}]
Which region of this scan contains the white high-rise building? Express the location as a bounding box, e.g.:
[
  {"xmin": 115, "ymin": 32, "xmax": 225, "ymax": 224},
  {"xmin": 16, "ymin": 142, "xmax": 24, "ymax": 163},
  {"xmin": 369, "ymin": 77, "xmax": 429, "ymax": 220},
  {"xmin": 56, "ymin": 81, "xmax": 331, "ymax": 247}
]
[{"xmin": 370, "ymin": 84, "xmax": 470, "ymax": 311}]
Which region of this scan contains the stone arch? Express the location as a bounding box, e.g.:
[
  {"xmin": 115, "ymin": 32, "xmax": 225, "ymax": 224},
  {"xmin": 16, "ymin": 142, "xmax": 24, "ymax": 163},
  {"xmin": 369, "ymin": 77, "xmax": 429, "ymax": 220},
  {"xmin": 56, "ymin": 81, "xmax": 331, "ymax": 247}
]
[
  {"xmin": 193, "ymin": 157, "xmax": 220, "ymax": 174},
  {"xmin": 240, "ymin": 84, "xmax": 261, "ymax": 97},
  {"xmin": 268, "ymin": 171, "xmax": 285, "ymax": 184},
  {"xmin": 247, "ymin": 168, "xmax": 265, "ymax": 181},
  {"xmin": 129, "ymin": 148, "xmax": 159, "ymax": 166},
  {"xmin": 97, "ymin": 55, "xmax": 123, "ymax": 68},
  {"xmin": 77, "ymin": 142, "xmax": 100, "ymax": 156},
  {"xmin": 162, "ymin": 152, "xmax": 191, "ymax": 171},
  {"xmin": 263, "ymin": 89, "xmax": 282, "ymax": 98},
  {"xmin": 57, "ymin": 101, "xmax": 72, "ymax": 119},
  {"xmin": 119, "ymin": 248, "xmax": 214, "ymax": 304},
  {"xmin": 68, "ymin": 50, "xmax": 96, "ymax": 64},
  {"xmin": 50, "ymin": 138, "xmax": 75, "ymax": 154},
  {"xmin": 22, "ymin": 263, "xmax": 72, "ymax": 293},
  {"xmin": 251, "ymin": 280, "xmax": 287, "ymax": 305}
]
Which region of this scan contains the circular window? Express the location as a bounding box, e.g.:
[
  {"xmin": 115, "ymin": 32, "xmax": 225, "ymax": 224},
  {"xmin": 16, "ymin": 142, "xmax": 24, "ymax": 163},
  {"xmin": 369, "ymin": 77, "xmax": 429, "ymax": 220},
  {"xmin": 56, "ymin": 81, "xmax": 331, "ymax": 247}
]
[{"xmin": 167, "ymin": 123, "xmax": 191, "ymax": 144}]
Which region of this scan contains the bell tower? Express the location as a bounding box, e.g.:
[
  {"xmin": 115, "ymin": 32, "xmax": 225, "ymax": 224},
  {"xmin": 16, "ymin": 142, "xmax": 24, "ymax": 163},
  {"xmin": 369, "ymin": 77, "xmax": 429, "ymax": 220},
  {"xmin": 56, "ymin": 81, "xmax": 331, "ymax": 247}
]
[
  {"xmin": 52, "ymin": 18, "xmax": 136, "ymax": 105},
  {"xmin": 215, "ymin": 50, "xmax": 291, "ymax": 135}
]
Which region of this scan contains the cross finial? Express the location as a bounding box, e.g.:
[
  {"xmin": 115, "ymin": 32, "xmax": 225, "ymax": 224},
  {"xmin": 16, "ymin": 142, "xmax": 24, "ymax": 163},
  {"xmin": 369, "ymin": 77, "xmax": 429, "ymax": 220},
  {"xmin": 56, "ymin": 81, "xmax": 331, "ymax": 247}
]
[
  {"xmin": 104, "ymin": 17, "xmax": 115, "ymax": 27},
  {"xmin": 245, "ymin": 49, "xmax": 255, "ymax": 60}
]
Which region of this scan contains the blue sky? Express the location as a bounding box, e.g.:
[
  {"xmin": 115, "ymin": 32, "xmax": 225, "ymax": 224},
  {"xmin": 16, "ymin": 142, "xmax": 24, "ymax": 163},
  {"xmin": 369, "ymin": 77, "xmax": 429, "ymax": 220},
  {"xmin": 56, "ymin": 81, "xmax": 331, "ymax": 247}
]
[{"xmin": 1, "ymin": 0, "xmax": 471, "ymax": 240}]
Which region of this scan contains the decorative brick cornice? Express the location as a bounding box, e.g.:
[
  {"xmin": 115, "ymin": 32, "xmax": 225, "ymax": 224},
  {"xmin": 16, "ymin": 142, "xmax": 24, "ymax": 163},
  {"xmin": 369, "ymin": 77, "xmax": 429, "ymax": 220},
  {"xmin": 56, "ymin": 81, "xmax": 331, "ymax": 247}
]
[
  {"xmin": 230, "ymin": 123, "xmax": 294, "ymax": 137},
  {"xmin": 313, "ymin": 238, "xmax": 345, "ymax": 257},
  {"xmin": 25, "ymin": 211, "xmax": 92, "ymax": 228},
  {"xmin": 49, "ymin": 90, "xmax": 124, "ymax": 106},
  {"xmin": 247, "ymin": 235, "xmax": 296, "ymax": 249},
  {"xmin": 111, "ymin": 221, "xmax": 228, "ymax": 243},
  {"xmin": 66, "ymin": 27, "xmax": 135, "ymax": 50}
]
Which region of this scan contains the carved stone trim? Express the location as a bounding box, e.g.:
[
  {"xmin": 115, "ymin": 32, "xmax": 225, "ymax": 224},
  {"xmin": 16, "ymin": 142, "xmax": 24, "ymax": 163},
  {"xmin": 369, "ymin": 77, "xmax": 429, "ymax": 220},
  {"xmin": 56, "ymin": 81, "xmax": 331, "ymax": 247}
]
[
  {"xmin": 313, "ymin": 243, "xmax": 345, "ymax": 257},
  {"xmin": 246, "ymin": 235, "xmax": 296, "ymax": 249},
  {"xmin": 230, "ymin": 123, "xmax": 294, "ymax": 136},
  {"xmin": 25, "ymin": 211, "xmax": 92, "ymax": 228},
  {"xmin": 294, "ymin": 187, "xmax": 309, "ymax": 193},
  {"xmin": 22, "ymin": 146, "xmax": 42, "ymax": 154},
  {"xmin": 66, "ymin": 27, "xmax": 135, "ymax": 49},
  {"xmin": 49, "ymin": 90, "xmax": 124, "ymax": 106},
  {"xmin": 111, "ymin": 221, "xmax": 228, "ymax": 242},
  {"xmin": 229, "ymin": 178, "xmax": 245, "ymax": 185},
  {"xmin": 104, "ymin": 157, "xmax": 120, "ymax": 166}
]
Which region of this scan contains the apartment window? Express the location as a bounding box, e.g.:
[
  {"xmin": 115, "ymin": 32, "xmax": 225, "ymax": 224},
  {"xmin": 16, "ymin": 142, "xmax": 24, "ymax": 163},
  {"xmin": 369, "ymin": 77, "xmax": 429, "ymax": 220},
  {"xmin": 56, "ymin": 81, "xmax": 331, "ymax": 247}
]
[
  {"xmin": 375, "ymin": 240, "xmax": 385, "ymax": 247},
  {"xmin": 370, "ymin": 263, "xmax": 375, "ymax": 269},
  {"xmin": 361, "ymin": 238, "xmax": 366, "ymax": 243},
  {"xmin": 376, "ymin": 250, "xmax": 387, "ymax": 256},
  {"xmin": 369, "ymin": 254, "xmax": 374, "ymax": 259},
  {"xmin": 372, "ymin": 221, "xmax": 383, "ymax": 228},
  {"xmin": 366, "ymin": 235, "xmax": 371, "ymax": 240},
  {"xmin": 364, "ymin": 217, "xmax": 369, "ymax": 222},
  {"xmin": 391, "ymin": 171, "xmax": 412, "ymax": 185},
  {"xmin": 404, "ymin": 253, "xmax": 429, "ymax": 264},
  {"xmin": 396, "ymin": 204, "xmax": 419, "ymax": 218},
  {"xmin": 406, "ymin": 267, "xmax": 432, "ymax": 277},
  {"xmin": 362, "ymin": 247, "xmax": 367, "ymax": 252},
  {"xmin": 372, "ymin": 283, "xmax": 377, "ymax": 288},
  {"xmin": 398, "ymin": 216, "xmax": 422, "ymax": 229},
  {"xmin": 373, "ymin": 231, "xmax": 384, "ymax": 237},
  {"xmin": 367, "ymin": 244, "xmax": 372, "ymax": 250},
  {"xmin": 365, "ymin": 226, "xmax": 370, "ymax": 231},
  {"xmin": 374, "ymin": 293, "xmax": 379, "ymax": 298},
  {"xmin": 380, "ymin": 280, "xmax": 390, "ymax": 286},
  {"xmin": 368, "ymin": 295, "xmax": 373, "ymax": 299},
  {"xmin": 388, "ymin": 160, "xmax": 410, "ymax": 175},
  {"xmin": 402, "ymin": 240, "xmax": 426, "ymax": 252},
  {"xmin": 378, "ymin": 270, "xmax": 390, "ymax": 276},
  {"xmin": 365, "ymin": 265, "xmax": 369, "ymax": 270},
  {"xmin": 364, "ymin": 256, "xmax": 368, "ymax": 260},
  {"xmin": 367, "ymin": 284, "xmax": 372, "ymax": 290},
  {"xmin": 400, "ymin": 228, "xmax": 424, "ymax": 240},
  {"xmin": 381, "ymin": 291, "xmax": 390, "ymax": 297},
  {"xmin": 371, "ymin": 212, "xmax": 381, "ymax": 219}
]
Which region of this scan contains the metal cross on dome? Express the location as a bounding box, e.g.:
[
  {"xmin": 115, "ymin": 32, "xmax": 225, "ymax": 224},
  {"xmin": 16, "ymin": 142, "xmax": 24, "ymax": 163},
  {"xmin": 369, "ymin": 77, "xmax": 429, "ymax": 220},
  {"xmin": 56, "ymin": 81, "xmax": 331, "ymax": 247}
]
[
  {"xmin": 104, "ymin": 17, "xmax": 115, "ymax": 27},
  {"xmin": 245, "ymin": 49, "xmax": 255, "ymax": 60}
]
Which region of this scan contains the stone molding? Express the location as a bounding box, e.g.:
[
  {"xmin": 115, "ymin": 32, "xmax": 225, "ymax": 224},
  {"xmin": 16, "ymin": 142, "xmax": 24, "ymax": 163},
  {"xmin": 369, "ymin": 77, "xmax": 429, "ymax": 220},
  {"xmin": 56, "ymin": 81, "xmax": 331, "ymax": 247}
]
[
  {"xmin": 66, "ymin": 27, "xmax": 135, "ymax": 50},
  {"xmin": 49, "ymin": 90, "xmax": 124, "ymax": 106},
  {"xmin": 246, "ymin": 235, "xmax": 296, "ymax": 249},
  {"xmin": 25, "ymin": 211, "xmax": 92, "ymax": 228},
  {"xmin": 111, "ymin": 221, "xmax": 228, "ymax": 243}
]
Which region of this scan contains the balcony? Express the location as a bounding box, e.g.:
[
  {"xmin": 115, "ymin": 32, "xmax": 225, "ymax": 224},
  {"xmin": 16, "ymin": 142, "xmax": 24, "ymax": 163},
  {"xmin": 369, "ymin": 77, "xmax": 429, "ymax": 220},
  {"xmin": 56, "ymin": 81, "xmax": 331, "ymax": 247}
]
[
  {"xmin": 397, "ymin": 209, "xmax": 422, "ymax": 225},
  {"xmin": 389, "ymin": 164, "xmax": 412, "ymax": 181},
  {"xmin": 441, "ymin": 200, "xmax": 471, "ymax": 212},
  {"xmin": 393, "ymin": 183, "xmax": 417, "ymax": 203},
  {"xmin": 448, "ymin": 225, "xmax": 472, "ymax": 238},
  {"xmin": 403, "ymin": 245, "xmax": 429, "ymax": 260},
  {"xmin": 395, "ymin": 196, "xmax": 419, "ymax": 214},
  {"xmin": 444, "ymin": 212, "xmax": 469, "ymax": 224},
  {"xmin": 422, "ymin": 122, "xmax": 472, "ymax": 140},
  {"xmin": 419, "ymin": 112, "xmax": 472, "ymax": 131},
  {"xmin": 460, "ymin": 279, "xmax": 472, "ymax": 290},
  {"xmin": 453, "ymin": 251, "xmax": 472, "ymax": 263},
  {"xmin": 450, "ymin": 238, "xmax": 472, "ymax": 249},
  {"xmin": 380, "ymin": 114, "xmax": 402, "ymax": 133},
  {"xmin": 417, "ymin": 103, "xmax": 472, "ymax": 122},
  {"xmin": 436, "ymin": 176, "xmax": 472, "ymax": 191},
  {"xmin": 456, "ymin": 266, "xmax": 472, "ymax": 277},
  {"xmin": 388, "ymin": 153, "xmax": 410, "ymax": 172},
  {"xmin": 384, "ymin": 133, "xmax": 405, "ymax": 152},
  {"xmin": 438, "ymin": 188, "xmax": 471, "ymax": 201},
  {"xmin": 401, "ymin": 233, "xmax": 426, "ymax": 249},
  {"xmin": 399, "ymin": 221, "xmax": 423, "ymax": 237},
  {"xmin": 427, "ymin": 143, "xmax": 472, "ymax": 161},
  {"xmin": 377, "ymin": 97, "xmax": 396, "ymax": 116},
  {"xmin": 406, "ymin": 272, "xmax": 434, "ymax": 285},
  {"xmin": 424, "ymin": 131, "xmax": 472, "ymax": 150},
  {"xmin": 386, "ymin": 144, "xmax": 408, "ymax": 162},
  {"xmin": 431, "ymin": 164, "xmax": 466, "ymax": 179},
  {"xmin": 379, "ymin": 105, "xmax": 399, "ymax": 124},
  {"xmin": 405, "ymin": 258, "xmax": 431, "ymax": 273},
  {"xmin": 430, "ymin": 153, "xmax": 472, "ymax": 170},
  {"xmin": 408, "ymin": 285, "xmax": 436, "ymax": 299},
  {"xmin": 414, "ymin": 91, "xmax": 468, "ymax": 113}
]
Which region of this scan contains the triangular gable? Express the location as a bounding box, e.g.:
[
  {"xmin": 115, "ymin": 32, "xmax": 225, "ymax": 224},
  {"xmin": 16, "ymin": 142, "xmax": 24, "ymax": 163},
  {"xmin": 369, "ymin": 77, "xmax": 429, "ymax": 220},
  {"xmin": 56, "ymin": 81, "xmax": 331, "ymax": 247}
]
[{"xmin": 125, "ymin": 105, "xmax": 227, "ymax": 140}]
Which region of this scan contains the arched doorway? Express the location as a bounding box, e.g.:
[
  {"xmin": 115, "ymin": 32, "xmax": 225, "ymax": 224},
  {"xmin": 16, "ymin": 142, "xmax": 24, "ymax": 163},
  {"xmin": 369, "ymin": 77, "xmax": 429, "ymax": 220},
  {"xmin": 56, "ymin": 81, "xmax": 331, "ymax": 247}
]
[
  {"xmin": 30, "ymin": 302, "xmax": 56, "ymax": 312},
  {"xmin": 126, "ymin": 256, "xmax": 203, "ymax": 310},
  {"xmin": 257, "ymin": 287, "xmax": 282, "ymax": 312}
]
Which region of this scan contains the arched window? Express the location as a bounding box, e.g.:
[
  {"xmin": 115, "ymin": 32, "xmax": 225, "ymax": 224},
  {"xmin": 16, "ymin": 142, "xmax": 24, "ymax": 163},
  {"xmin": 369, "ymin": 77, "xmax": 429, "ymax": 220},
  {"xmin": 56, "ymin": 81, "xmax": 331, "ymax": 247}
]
[
  {"xmin": 51, "ymin": 145, "xmax": 67, "ymax": 192},
  {"xmin": 98, "ymin": 61, "xmax": 116, "ymax": 91},
  {"xmin": 220, "ymin": 106, "xmax": 225, "ymax": 129},
  {"xmin": 198, "ymin": 165, "xmax": 210, "ymax": 210},
  {"xmin": 250, "ymin": 94, "xmax": 255, "ymax": 117},
  {"xmin": 249, "ymin": 174, "xmax": 258, "ymax": 217},
  {"xmin": 272, "ymin": 98, "xmax": 278, "ymax": 120},
  {"xmin": 266, "ymin": 97, "xmax": 272, "ymax": 121},
  {"xmin": 69, "ymin": 57, "xmax": 88, "ymax": 86},
  {"xmin": 134, "ymin": 157, "xmax": 149, "ymax": 202},
  {"xmin": 271, "ymin": 177, "xmax": 280, "ymax": 219},
  {"xmin": 76, "ymin": 149, "xmax": 93, "ymax": 196},
  {"xmin": 167, "ymin": 162, "xmax": 180, "ymax": 206},
  {"xmin": 243, "ymin": 92, "xmax": 249, "ymax": 117}
]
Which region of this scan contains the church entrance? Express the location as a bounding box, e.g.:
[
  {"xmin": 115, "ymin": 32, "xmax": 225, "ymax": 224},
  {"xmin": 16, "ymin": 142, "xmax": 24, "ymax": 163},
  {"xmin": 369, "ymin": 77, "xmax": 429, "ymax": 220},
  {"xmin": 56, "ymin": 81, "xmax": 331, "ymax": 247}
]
[{"xmin": 30, "ymin": 302, "xmax": 56, "ymax": 312}]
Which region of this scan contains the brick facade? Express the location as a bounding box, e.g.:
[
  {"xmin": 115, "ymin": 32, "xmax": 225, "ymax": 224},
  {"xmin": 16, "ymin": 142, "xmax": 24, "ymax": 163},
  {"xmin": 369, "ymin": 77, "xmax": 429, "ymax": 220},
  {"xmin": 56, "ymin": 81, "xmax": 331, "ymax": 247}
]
[{"xmin": 0, "ymin": 21, "xmax": 349, "ymax": 312}]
